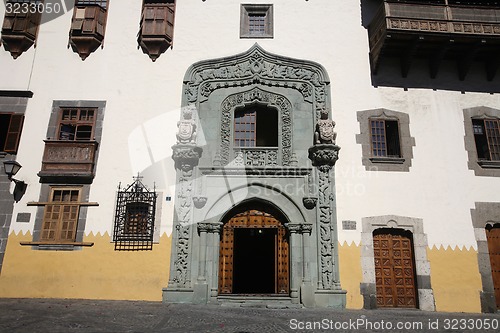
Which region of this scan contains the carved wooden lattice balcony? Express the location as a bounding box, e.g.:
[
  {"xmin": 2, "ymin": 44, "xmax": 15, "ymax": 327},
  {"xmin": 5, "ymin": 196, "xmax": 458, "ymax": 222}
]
[
  {"xmin": 1, "ymin": 1, "xmax": 42, "ymax": 59},
  {"xmin": 368, "ymin": 0, "xmax": 500, "ymax": 80},
  {"xmin": 38, "ymin": 140, "xmax": 98, "ymax": 183},
  {"xmin": 138, "ymin": 2, "xmax": 176, "ymax": 61},
  {"xmin": 69, "ymin": 4, "xmax": 108, "ymax": 60}
]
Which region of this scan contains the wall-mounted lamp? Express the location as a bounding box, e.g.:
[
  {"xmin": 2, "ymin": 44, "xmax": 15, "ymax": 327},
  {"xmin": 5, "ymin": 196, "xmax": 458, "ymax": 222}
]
[{"xmin": 3, "ymin": 160, "xmax": 27, "ymax": 202}]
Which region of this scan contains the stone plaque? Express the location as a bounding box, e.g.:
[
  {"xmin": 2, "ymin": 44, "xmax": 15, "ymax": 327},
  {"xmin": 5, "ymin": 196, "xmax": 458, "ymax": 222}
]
[{"xmin": 342, "ymin": 220, "xmax": 356, "ymax": 230}]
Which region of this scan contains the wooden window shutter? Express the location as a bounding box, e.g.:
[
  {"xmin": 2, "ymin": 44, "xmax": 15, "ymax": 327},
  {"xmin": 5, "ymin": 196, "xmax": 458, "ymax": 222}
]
[
  {"xmin": 166, "ymin": 4, "xmax": 175, "ymax": 39},
  {"xmin": 4, "ymin": 115, "xmax": 24, "ymax": 153}
]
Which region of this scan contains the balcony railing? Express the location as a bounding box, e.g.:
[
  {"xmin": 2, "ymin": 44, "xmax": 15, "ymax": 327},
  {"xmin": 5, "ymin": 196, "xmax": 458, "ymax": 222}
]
[
  {"xmin": 232, "ymin": 147, "xmax": 279, "ymax": 167},
  {"xmin": 368, "ymin": 0, "xmax": 500, "ymax": 80},
  {"xmin": 38, "ymin": 140, "xmax": 99, "ymax": 183}
]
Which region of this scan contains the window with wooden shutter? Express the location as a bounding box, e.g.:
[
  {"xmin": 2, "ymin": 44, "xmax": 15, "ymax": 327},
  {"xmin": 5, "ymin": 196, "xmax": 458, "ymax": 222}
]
[
  {"xmin": 138, "ymin": 0, "xmax": 176, "ymax": 62},
  {"xmin": 240, "ymin": 4, "xmax": 273, "ymax": 39},
  {"xmin": 69, "ymin": 0, "xmax": 109, "ymax": 60},
  {"xmin": 1, "ymin": 0, "xmax": 43, "ymax": 59},
  {"xmin": 473, "ymin": 118, "xmax": 500, "ymax": 161},
  {"xmin": 370, "ymin": 119, "xmax": 401, "ymax": 158},
  {"xmin": 0, "ymin": 113, "xmax": 24, "ymax": 153},
  {"xmin": 40, "ymin": 188, "xmax": 81, "ymax": 243},
  {"xmin": 234, "ymin": 105, "xmax": 278, "ymax": 148}
]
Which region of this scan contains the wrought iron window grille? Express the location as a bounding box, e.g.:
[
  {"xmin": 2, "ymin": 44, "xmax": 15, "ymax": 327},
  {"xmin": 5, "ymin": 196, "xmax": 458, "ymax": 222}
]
[{"xmin": 113, "ymin": 175, "xmax": 157, "ymax": 251}]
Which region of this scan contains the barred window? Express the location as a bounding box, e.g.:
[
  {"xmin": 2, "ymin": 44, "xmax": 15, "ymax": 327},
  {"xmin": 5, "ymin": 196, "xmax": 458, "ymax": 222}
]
[
  {"xmin": 57, "ymin": 108, "xmax": 96, "ymax": 141},
  {"xmin": 240, "ymin": 4, "xmax": 273, "ymax": 38},
  {"xmin": 113, "ymin": 177, "xmax": 157, "ymax": 251},
  {"xmin": 40, "ymin": 188, "xmax": 81, "ymax": 242}
]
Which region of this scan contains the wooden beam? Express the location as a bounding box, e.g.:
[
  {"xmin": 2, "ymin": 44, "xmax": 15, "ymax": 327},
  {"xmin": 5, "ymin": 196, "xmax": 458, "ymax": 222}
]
[
  {"xmin": 400, "ymin": 37, "xmax": 421, "ymax": 78},
  {"xmin": 429, "ymin": 40, "xmax": 453, "ymax": 79},
  {"xmin": 458, "ymin": 40, "xmax": 485, "ymax": 81}
]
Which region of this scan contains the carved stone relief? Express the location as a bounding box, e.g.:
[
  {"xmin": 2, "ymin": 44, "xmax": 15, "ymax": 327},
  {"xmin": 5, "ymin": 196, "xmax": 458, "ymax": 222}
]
[
  {"xmin": 183, "ymin": 44, "xmax": 330, "ymax": 122},
  {"xmin": 219, "ymin": 88, "xmax": 292, "ymax": 166}
]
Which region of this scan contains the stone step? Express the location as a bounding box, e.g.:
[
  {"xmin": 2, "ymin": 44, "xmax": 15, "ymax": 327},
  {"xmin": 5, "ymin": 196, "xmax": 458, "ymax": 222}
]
[{"xmin": 217, "ymin": 295, "xmax": 303, "ymax": 309}]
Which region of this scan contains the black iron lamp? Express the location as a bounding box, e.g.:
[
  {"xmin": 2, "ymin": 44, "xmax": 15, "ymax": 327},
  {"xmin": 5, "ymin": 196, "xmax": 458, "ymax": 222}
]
[
  {"xmin": 3, "ymin": 160, "xmax": 22, "ymax": 180},
  {"xmin": 3, "ymin": 160, "xmax": 27, "ymax": 202}
]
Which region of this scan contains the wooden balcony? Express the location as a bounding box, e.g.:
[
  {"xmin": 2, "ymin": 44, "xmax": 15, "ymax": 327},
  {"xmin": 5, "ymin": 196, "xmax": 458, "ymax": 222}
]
[
  {"xmin": 138, "ymin": 3, "xmax": 176, "ymax": 62},
  {"xmin": 38, "ymin": 140, "xmax": 98, "ymax": 184},
  {"xmin": 69, "ymin": 5, "xmax": 107, "ymax": 60},
  {"xmin": 1, "ymin": 10, "xmax": 41, "ymax": 59},
  {"xmin": 368, "ymin": 0, "xmax": 500, "ymax": 80}
]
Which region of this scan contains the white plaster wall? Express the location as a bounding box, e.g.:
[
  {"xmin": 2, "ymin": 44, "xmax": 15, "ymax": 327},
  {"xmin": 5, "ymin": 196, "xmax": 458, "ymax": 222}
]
[{"xmin": 1, "ymin": 1, "xmax": 499, "ymax": 247}]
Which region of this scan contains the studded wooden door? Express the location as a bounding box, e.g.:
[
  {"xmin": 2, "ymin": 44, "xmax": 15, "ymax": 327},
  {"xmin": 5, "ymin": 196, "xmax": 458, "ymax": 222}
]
[
  {"xmin": 218, "ymin": 210, "xmax": 289, "ymax": 294},
  {"xmin": 373, "ymin": 230, "xmax": 418, "ymax": 308},
  {"xmin": 486, "ymin": 225, "xmax": 500, "ymax": 309}
]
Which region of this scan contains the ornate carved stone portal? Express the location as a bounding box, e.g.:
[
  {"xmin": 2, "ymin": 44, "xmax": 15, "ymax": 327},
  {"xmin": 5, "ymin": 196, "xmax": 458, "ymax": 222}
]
[{"xmin": 163, "ymin": 44, "xmax": 345, "ymax": 308}]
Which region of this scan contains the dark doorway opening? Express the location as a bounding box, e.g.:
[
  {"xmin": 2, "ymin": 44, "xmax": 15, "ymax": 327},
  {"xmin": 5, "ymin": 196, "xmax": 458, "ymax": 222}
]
[{"xmin": 233, "ymin": 228, "xmax": 276, "ymax": 294}]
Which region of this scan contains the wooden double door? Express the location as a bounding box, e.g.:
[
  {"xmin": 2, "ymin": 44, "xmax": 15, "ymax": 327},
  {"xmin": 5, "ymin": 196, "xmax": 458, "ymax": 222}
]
[
  {"xmin": 486, "ymin": 225, "xmax": 500, "ymax": 309},
  {"xmin": 219, "ymin": 210, "xmax": 289, "ymax": 295},
  {"xmin": 373, "ymin": 229, "xmax": 418, "ymax": 308}
]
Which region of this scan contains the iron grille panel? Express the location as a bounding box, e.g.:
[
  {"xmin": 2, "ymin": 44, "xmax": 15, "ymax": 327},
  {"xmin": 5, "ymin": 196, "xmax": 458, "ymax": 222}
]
[{"xmin": 113, "ymin": 177, "xmax": 157, "ymax": 251}]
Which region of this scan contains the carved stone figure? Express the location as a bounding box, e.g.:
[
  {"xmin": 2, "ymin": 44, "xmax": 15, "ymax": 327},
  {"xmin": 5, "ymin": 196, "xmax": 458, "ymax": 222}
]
[
  {"xmin": 315, "ymin": 108, "xmax": 337, "ymax": 145},
  {"xmin": 177, "ymin": 105, "xmax": 197, "ymax": 144}
]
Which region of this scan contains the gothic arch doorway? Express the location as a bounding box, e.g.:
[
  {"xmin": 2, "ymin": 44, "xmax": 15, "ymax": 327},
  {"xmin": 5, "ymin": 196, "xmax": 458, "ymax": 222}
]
[{"xmin": 219, "ymin": 205, "xmax": 289, "ymax": 295}]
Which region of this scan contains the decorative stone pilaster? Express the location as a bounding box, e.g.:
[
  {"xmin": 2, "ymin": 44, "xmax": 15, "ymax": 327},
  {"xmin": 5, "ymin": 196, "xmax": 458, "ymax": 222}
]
[
  {"xmin": 308, "ymin": 143, "xmax": 346, "ymax": 308},
  {"xmin": 194, "ymin": 222, "xmax": 222, "ymax": 304},
  {"xmin": 167, "ymin": 144, "xmax": 202, "ymax": 290}
]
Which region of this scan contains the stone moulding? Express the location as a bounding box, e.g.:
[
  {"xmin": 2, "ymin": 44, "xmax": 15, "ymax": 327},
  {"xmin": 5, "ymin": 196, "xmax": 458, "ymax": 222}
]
[
  {"xmin": 182, "ymin": 43, "xmax": 331, "ymax": 122},
  {"xmin": 219, "ymin": 88, "xmax": 292, "ymax": 166}
]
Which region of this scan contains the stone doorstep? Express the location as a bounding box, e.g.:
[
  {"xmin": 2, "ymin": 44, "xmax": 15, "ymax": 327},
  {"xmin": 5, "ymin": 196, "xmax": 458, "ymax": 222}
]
[{"xmin": 217, "ymin": 295, "xmax": 303, "ymax": 309}]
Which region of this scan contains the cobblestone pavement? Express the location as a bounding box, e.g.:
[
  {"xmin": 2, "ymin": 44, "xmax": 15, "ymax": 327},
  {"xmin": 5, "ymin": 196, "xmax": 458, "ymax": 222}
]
[{"xmin": 0, "ymin": 298, "xmax": 499, "ymax": 333}]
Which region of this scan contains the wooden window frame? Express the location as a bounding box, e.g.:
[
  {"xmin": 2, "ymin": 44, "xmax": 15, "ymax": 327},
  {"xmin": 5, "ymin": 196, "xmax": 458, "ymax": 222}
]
[
  {"xmin": 0, "ymin": 112, "xmax": 24, "ymax": 153},
  {"xmin": 234, "ymin": 109, "xmax": 257, "ymax": 147},
  {"xmin": 240, "ymin": 4, "xmax": 273, "ymax": 39},
  {"xmin": 37, "ymin": 187, "xmax": 82, "ymax": 244},
  {"xmin": 56, "ymin": 107, "xmax": 96, "ymax": 141},
  {"xmin": 369, "ymin": 118, "xmax": 402, "ymax": 159},
  {"xmin": 356, "ymin": 109, "xmax": 415, "ymax": 172},
  {"xmin": 473, "ymin": 118, "xmax": 500, "ymax": 162},
  {"xmin": 464, "ymin": 107, "xmax": 500, "ymax": 176}
]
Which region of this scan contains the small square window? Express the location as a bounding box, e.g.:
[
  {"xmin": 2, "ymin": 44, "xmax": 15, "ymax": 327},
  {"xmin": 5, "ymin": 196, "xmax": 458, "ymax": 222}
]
[{"xmin": 240, "ymin": 4, "xmax": 273, "ymax": 39}]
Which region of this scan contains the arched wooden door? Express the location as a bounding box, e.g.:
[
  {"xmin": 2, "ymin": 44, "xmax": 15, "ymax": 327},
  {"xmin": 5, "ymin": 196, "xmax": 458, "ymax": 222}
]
[
  {"xmin": 486, "ymin": 224, "xmax": 500, "ymax": 309},
  {"xmin": 219, "ymin": 209, "xmax": 289, "ymax": 295},
  {"xmin": 373, "ymin": 229, "xmax": 418, "ymax": 308}
]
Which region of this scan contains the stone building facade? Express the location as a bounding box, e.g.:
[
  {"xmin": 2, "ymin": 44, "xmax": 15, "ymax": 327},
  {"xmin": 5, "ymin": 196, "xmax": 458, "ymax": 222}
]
[{"xmin": 0, "ymin": 0, "xmax": 499, "ymax": 312}]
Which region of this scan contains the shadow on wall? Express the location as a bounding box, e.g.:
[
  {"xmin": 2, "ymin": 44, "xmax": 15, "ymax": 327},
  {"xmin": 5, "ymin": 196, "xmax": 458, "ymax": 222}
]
[{"xmin": 360, "ymin": 0, "xmax": 500, "ymax": 93}]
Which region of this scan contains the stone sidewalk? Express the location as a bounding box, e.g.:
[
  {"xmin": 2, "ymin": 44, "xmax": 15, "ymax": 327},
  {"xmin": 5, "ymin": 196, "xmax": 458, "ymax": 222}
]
[{"xmin": 0, "ymin": 298, "xmax": 499, "ymax": 333}]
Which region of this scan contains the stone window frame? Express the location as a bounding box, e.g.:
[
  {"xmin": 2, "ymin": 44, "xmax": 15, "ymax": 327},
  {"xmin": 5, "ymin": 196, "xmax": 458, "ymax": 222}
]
[
  {"xmin": 25, "ymin": 100, "xmax": 105, "ymax": 250},
  {"xmin": 471, "ymin": 202, "xmax": 500, "ymax": 313},
  {"xmin": 240, "ymin": 4, "xmax": 274, "ymax": 39},
  {"xmin": 360, "ymin": 215, "xmax": 435, "ymax": 311},
  {"xmin": 463, "ymin": 106, "xmax": 500, "ymax": 177},
  {"xmin": 356, "ymin": 108, "xmax": 415, "ymax": 172}
]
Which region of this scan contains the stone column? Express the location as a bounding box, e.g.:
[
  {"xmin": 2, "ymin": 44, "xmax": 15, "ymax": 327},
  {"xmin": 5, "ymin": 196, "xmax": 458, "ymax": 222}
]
[
  {"xmin": 308, "ymin": 143, "xmax": 346, "ymax": 308},
  {"xmin": 286, "ymin": 223, "xmax": 302, "ymax": 304},
  {"xmin": 300, "ymin": 223, "xmax": 315, "ymax": 307},
  {"xmin": 194, "ymin": 222, "xmax": 221, "ymax": 304},
  {"xmin": 209, "ymin": 222, "xmax": 222, "ymax": 303},
  {"xmin": 163, "ymin": 144, "xmax": 202, "ymax": 303}
]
